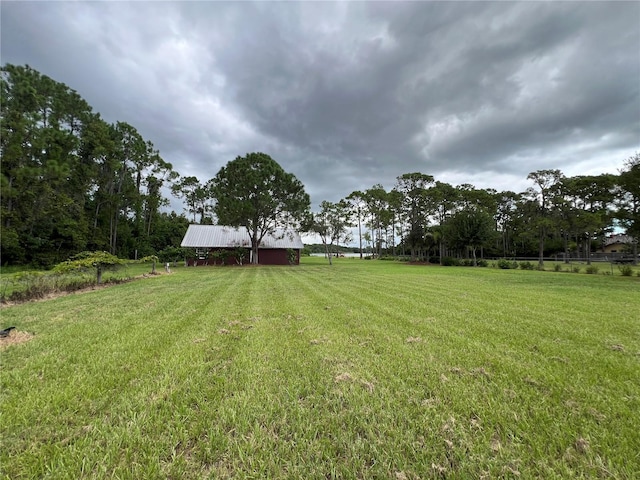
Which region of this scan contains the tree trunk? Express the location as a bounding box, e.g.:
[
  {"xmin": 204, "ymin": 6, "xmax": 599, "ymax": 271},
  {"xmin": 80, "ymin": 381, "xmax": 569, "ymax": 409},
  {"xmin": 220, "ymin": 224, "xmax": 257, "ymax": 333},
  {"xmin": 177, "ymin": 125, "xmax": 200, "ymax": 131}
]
[
  {"xmin": 251, "ymin": 228, "xmax": 259, "ymax": 264},
  {"xmin": 538, "ymin": 229, "xmax": 545, "ymax": 268},
  {"xmin": 4, "ymin": 176, "xmax": 13, "ymax": 228},
  {"xmin": 358, "ymin": 210, "xmax": 363, "ymax": 260},
  {"xmin": 585, "ymin": 237, "xmax": 591, "ymax": 265}
]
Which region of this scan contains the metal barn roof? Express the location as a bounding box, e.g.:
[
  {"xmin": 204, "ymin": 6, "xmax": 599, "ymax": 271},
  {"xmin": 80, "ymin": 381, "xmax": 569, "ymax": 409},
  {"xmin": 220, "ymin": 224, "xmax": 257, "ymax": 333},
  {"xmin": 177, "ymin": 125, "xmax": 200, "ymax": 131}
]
[{"xmin": 180, "ymin": 225, "xmax": 304, "ymax": 249}]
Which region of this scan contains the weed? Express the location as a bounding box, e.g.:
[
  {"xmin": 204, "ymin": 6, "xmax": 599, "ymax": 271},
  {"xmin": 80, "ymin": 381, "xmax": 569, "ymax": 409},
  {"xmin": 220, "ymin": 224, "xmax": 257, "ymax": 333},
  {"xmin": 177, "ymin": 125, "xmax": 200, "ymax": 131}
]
[
  {"xmin": 585, "ymin": 265, "xmax": 599, "ymax": 275},
  {"xmin": 619, "ymin": 265, "xmax": 634, "ymax": 277},
  {"xmin": 497, "ymin": 259, "xmax": 517, "ymax": 269}
]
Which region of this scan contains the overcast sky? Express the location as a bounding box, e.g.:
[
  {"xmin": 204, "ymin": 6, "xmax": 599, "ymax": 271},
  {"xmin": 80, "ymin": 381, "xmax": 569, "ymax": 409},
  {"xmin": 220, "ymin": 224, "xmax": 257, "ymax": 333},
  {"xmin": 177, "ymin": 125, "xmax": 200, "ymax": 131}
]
[{"xmin": 2, "ymin": 1, "xmax": 639, "ymax": 212}]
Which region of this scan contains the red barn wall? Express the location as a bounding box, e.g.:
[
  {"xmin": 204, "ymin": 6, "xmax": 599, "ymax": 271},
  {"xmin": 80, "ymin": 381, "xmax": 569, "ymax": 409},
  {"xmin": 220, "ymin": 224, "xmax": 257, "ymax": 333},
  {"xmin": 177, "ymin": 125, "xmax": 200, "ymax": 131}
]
[
  {"xmin": 258, "ymin": 249, "xmax": 289, "ymax": 265},
  {"xmin": 186, "ymin": 248, "xmax": 300, "ymax": 266}
]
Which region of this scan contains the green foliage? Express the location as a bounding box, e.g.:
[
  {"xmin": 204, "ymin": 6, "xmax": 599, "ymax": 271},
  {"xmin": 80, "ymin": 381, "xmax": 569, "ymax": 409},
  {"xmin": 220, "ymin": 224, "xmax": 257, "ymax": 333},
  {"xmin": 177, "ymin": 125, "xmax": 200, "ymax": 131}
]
[
  {"xmin": 286, "ymin": 248, "xmax": 297, "ymax": 265},
  {"xmin": 497, "ymin": 259, "xmax": 519, "ymax": 269},
  {"xmin": 233, "ymin": 247, "xmax": 248, "ymax": 265},
  {"xmin": 212, "ymin": 152, "xmax": 310, "ymax": 264},
  {"xmin": 395, "ymin": 173, "xmax": 434, "ymax": 260},
  {"xmin": 140, "ymin": 255, "xmax": 159, "ymax": 273},
  {"xmin": 157, "ymin": 246, "xmax": 187, "ymax": 264},
  {"xmin": 441, "ymin": 257, "xmax": 459, "ymax": 266},
  {"xmin": 585, "ymin": 265, "xmax": 599, "ymax": 275},
  {"xmin": 0, "ymin": 267, "xmax": 135, "ymax": 302},
  {"xmin": 519, "ymin": 261, "xmax": 535, "ymax": 270},
  {"xmin": 54, "ymin": 251, "xmax": 126, "ymax": 284},
  {"xmin": 1, "ymin": 64, "xmax": 179, "ymax": 266},
  {"xmin": 618, "ymin": 265, "xmax": 633, "ymax": 277},
  {"xmin": 171, "ymin": 176, "xmax": 211, "ymax": 223},
  {"xmin": 211, "ymin": 250, "xmax": 232, "ymax": 265},
  {"xmin": 308, "ymin": 200, "xmax": 352, "ymax": 265},
  {"xmin": 444, "ymin": 208, "xmax": 495, "ymax": 265},
  {"xmin": 554, "ymin": 264, "xmax": 562, "ymax": 272},
  {"xmin": 617, "ymin": 153, "xmax": 640, "ymax": 239}
]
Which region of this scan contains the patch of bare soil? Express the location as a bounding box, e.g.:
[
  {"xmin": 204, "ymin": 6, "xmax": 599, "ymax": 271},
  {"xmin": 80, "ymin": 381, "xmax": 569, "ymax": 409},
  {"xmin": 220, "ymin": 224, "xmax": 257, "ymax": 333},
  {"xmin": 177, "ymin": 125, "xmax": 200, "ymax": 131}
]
[
  {"xmin": 334, "ymin": 372, "xmax": 353, "ymax": 383},
  {"xmin": 0, "ymin": 330, "xmax": 35, "ymax": 349}
]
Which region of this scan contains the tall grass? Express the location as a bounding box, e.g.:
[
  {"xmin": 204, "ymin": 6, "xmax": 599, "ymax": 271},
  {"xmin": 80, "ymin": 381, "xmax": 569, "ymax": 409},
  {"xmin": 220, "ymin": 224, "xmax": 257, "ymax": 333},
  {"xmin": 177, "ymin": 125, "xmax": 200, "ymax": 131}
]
[{"xmin": 1, "ymin": 259, "xmax": 639, "ymax": 478}]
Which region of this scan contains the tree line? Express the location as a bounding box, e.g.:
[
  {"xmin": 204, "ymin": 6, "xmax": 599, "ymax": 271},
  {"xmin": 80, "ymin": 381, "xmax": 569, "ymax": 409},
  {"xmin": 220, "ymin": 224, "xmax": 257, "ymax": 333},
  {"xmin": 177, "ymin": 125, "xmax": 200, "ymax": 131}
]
[
  {"xmin": 2, "ymin": 64, "xmax": 638, "ymax": 267},
  {"xmin": 1, "ymin": 64, "xmax": 193, "ymax": 266},
  {"xmin": 1, "ymin": 65, "xmax": 310, "ymax": 267},
  {"xmin": 309, "ymin": 165, "xmax": 639, "ymax": 266}
]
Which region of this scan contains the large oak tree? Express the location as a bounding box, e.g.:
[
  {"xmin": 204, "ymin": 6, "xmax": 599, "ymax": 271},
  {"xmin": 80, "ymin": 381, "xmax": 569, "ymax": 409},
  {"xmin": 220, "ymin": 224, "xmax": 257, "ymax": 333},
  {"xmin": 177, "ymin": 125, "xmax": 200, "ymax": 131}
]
[{"xmin": 211, "ymin": 152, "xmax": 310, "ymax": 264}]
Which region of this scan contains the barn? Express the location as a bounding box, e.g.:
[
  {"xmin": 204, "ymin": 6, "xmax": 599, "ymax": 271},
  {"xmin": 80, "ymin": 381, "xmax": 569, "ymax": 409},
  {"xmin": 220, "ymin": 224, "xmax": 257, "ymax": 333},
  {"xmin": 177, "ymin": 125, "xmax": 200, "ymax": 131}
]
[{"xmin": 180, "ymin": 225, "xmax": 304, "ymax": 265}]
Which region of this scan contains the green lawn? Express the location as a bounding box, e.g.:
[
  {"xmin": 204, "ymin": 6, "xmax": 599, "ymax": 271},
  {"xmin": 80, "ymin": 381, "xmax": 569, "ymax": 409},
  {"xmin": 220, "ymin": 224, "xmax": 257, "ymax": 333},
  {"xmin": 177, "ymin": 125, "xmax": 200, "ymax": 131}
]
[{"xmin": 1, "ymin": 258, "xmax": 639, "ymax": 479}]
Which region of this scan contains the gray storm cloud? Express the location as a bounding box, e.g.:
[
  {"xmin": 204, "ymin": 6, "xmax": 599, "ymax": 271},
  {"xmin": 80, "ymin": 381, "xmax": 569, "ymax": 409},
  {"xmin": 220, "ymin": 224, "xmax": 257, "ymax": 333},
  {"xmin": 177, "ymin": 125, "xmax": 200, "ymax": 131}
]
[{"xmin": 2, "ymin": 1, "xmax": 638, "ymax": 205}]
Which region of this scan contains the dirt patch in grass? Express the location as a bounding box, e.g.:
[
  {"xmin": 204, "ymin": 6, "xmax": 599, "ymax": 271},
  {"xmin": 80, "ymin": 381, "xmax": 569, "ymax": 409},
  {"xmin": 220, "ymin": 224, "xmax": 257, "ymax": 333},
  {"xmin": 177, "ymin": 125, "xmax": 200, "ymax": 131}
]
[
  {"xmin": 334, "ymin": 372, "xmax": 353, "ymax": 383},
  {"xmin": 0, "ymin": 330, "xmax": 34, "ymax": 349}
]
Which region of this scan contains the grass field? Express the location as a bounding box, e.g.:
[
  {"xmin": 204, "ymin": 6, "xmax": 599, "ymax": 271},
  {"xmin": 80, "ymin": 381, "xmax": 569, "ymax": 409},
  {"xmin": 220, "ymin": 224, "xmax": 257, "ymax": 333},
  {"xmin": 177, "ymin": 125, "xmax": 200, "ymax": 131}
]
[{"xmin": 1, "ymin": 258, "xmax": 639, "ymax": 479}]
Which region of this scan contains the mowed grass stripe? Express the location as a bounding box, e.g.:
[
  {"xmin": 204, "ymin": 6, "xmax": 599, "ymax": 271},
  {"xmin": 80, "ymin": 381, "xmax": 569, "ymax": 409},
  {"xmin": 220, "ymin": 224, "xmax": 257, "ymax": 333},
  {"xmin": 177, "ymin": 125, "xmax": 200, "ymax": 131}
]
[
  {"xmin": 2, "ymin": 269, "xmax": 254, "ymax": 478},
  {"xmin": 287, "ymin": 262, "xmax": 640, "ymax": 477},
  {"xmin": 1, "ymin": 261, "xmax": 639, "ymax": 478}
]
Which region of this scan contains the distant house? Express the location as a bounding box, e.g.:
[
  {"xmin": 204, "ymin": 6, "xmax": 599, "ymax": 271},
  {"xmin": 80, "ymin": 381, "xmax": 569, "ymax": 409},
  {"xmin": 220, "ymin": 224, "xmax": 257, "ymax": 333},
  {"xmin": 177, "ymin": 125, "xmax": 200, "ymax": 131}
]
[
  {"xmin": 180, "ymin": 225, "xmax": 304, "ymax": 265},
  {"xmin": 599, "ymin": 234, "xmax": 634, "ymax": 254}
]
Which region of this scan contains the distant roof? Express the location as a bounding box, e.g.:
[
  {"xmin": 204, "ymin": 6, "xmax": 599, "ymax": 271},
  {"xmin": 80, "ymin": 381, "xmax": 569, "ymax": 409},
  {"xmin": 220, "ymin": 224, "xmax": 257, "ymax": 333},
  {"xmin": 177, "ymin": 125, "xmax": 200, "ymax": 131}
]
[
  {"xmin": 603, "ymin": 234, "xmax": 634, "ymax": 246},
  {"xmin": 180, "ymin": 225, "xmax": 304, "ymax": 249}
]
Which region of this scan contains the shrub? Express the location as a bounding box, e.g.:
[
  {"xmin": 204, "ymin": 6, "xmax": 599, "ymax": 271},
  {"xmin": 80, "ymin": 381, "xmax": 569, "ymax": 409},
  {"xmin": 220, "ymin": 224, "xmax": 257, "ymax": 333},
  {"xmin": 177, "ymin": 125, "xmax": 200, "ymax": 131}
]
[
  {"xmin": 429, "ymin": 256, "xmax": 440, "ymax": 264},
  {"xmin": 441, "ymin": 257, "xmax": 459, "ymax": 266},
  {"xmin": 53, "ymin": 251, "xmax": 126, "ymax": 284},
  {"xmin": 585, "ymin": 265, "xmax": 599, "ymax": 275},
  {"xmin": 619, "ymin": 265, "xmax": 633, "ymax": 277},
  {"xmin": 286, "ymin": 248, "xmax": 297, "ymax": 265},
  {"xmin": 519, "ymin": 261, "xmax": 535, "ymax": 270},
  {"xmin": 158, "ymin": 246, "xmax": 188, "ymax": 265},
  {"xmin": 554, "ymin": 264, "xmax": 562, "ymax": 272},
  {"xmin": 2, "ymin": 269, "xmax": 131, "ymax": 303},
  {"xmin": 477, "ymin": 259, "xmax": 488, "ymax": 267},
  {"xmin": 497, "ymin": 259, "xmax": 518, "ymax": 269},
  {"xmin": 572, "ymin": 266, "xmax": 581, "ymax": 273}
]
